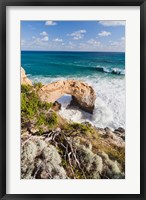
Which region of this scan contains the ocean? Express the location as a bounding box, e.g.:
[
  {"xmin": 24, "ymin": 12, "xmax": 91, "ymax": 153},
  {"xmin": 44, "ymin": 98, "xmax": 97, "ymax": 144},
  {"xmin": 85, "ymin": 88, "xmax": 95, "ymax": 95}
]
[{"xmin": 21, "ymin": 51, "xmax": 125, "ymax": 129}]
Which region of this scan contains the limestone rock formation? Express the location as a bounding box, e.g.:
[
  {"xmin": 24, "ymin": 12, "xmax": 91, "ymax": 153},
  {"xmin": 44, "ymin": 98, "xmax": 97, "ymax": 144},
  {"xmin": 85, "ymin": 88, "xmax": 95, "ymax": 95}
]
[
  {"xmin": 21, "ymin": 67, "xmax": 32, "ymax": 86},
  {"xmin": 38, "ymin": 80, "xmax": 96, "ymax": 113},
  {"xmin": 21, "ymin": 67, "xmax": 96, "ymax": 113}
]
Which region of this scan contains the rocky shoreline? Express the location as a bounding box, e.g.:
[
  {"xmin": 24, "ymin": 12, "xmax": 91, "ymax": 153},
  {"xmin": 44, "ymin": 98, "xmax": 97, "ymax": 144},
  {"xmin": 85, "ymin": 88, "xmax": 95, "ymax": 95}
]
[{"xmin": 21, "ymin": 67, "xmax": 125, "ymax": 179}]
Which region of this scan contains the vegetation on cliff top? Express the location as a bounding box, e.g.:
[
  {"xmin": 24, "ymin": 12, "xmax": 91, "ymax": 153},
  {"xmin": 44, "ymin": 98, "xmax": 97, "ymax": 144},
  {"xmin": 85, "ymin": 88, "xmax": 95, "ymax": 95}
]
[{"xmin": 21, "ymin": 84, "xmax": 57, "ymax": 133}]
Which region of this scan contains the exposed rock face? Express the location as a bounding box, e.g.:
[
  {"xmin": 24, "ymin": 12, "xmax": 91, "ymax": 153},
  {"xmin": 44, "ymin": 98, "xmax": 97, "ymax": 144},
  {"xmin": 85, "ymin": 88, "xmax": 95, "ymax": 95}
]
[
  {"xmin": 52, "ymin": 101, "xmax": 61, "ymax": 111},
  {"xmin": 38, "ymin": 80, "xmax": 96, "ymax": 113},
  {"xmin": 21, "ymin": 67, "xmax": 32, "ymax": 86}
]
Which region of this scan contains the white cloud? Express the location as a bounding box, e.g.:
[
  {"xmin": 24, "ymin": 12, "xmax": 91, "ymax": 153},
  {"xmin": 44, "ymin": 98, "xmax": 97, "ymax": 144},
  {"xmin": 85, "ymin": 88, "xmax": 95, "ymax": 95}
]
[
  {"xmin": 32, "ymin": 37, "xmax": 41, "ymax": 43},
  {"xmin": 87, "ymin": 39, "xmax": 101, "ymax": 46},
  {"xmin": 68, "ymin": 41, "xmax": 73, "ymax": 45},
  {"xmin": 99, "ymin": 20, "xmax": 125, "ymax": 26},
  {"xmin": 53, "ymin": 38, "xmax": 63, "ymax": 42},
  {"xmin": 108, "ymin": 38, "xmax": 125, "ymax": 51},
  {"xmin": 68, "ymin": 30, "xmax": 86, "ymax": 40},
  {"xmin": 40, "ymin": 31, "xmax": 48, "ymax": 36},
  {"xmin": 32, "ymin": 35, "xmax": 49, "ymax": 42},
  {"xmin": 77, "ymin": 39, "xmax": 102, "ymax": 51},
  {"xmin": 41, "ymin": 36, "xmax": 49, "ymax": 41},
  {"xmin": 110, "ymin": 41, "xmax": 119, "ymax": 46},
  {"xmin": 109, "ymin": 37, "xmax": 125, "ymax": 47},
  {"xmin": 21, "ymin": 37, "xmax": 49, "ymax": 50},
  {"xmin": 98, "ymin": 31, "xmax": 111, "ymax": 37},
  {"xmin": 45, "ymin": 21, "xmax": 57, "ymax": 26},
  {"xmin": 60, "ymin": 41, "xmax": 76, "ymax": 50}
]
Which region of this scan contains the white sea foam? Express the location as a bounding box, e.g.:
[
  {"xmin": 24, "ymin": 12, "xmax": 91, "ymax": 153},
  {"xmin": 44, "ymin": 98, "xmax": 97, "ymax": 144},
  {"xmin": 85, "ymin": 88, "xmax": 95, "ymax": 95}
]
[
  {"xmin": 30, "ymin": 74, "xmax": 125, "ymax": 130},
  {"xmin": 95, "ymin": 66, "xmax": 125, "ymax": 75}
]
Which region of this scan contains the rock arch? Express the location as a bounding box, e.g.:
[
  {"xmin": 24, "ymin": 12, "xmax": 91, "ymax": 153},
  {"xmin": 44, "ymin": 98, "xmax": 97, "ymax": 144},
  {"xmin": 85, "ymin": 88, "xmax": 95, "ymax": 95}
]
[
  {"xmin": 38, "ymin": 80, "xmax": 96, "ymax": 114},
  {"xmin": 21, "ymin": 67, "xmax": 96, "ymax": 114}
]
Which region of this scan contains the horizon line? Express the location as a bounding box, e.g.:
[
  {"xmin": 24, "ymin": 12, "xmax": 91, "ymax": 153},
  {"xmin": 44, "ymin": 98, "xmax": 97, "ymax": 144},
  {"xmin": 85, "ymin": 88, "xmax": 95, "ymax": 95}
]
[{"xmin": 21, "ymin": 50, "xmax": 125, "ymax": 53}]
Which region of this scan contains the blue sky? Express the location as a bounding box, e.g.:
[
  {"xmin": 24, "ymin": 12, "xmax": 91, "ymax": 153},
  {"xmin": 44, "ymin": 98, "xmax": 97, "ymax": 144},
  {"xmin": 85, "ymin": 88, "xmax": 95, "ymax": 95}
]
[{"xmin": 21, "ymin": 20, "xmax": 125, "ymax": 52}]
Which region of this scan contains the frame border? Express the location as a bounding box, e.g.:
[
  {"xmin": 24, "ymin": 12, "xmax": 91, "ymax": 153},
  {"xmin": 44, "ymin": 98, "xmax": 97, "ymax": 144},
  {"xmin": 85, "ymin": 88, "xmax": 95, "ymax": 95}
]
[{"xmin": 0, "ymin": 0, "xmax": 145, "ymax": 199}]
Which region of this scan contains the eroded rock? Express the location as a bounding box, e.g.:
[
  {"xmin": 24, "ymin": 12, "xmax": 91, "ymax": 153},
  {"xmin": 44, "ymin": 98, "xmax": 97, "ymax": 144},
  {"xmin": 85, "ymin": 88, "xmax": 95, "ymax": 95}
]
[
  {"xmin": 21, "ymin": 67, "xmax": 32, "ymax": 86},
  {"xmin": 38, "ymin": 80, "xmax": 96, "ymax": 113}
]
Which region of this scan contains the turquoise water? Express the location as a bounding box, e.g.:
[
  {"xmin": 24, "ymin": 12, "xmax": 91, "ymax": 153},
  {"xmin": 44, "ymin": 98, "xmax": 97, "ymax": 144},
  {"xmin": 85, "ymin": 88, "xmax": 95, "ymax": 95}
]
[
  {"xmin": 21, "ymin": 51, "xmax": 125, "ymax": 77},
  {"xmin": 21, "ymin": 51, "xmax": 125, "ymax": 129}
]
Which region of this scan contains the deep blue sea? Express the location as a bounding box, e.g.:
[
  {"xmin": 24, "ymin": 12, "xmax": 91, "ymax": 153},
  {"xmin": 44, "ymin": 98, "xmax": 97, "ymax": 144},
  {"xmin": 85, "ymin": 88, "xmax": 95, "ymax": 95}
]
[
  {"xmin": 21, "ymin": 51, "xmax": 125, "ymax": 77},
  {"xmin": 21, "ymin": 51, "xmax": 125, "ymax": 129}
]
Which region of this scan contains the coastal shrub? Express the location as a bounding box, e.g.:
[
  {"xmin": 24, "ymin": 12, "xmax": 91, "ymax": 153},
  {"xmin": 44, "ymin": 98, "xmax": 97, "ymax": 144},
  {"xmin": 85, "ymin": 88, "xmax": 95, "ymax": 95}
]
[
  {"xmin": 35, "ymin": 111, "xmax": 58, "ymax": 130},
  {"xmin": 21, "ymin": 84, "xmax": 54, "ymax": 133},
  {"xmin": 21, "ymin": 85, "xmax": 52, "ymax": 117},
  {"xmin": 76, "ymin": 143, "xmax": 103, "ymax": 179},
  {"xmin": 21, "ymin": 89, "xmax": 40, "ymax": 118},
  {"xmin": 21, "ymin": 84, "xmax": 32, "ymax": 93},
  {"xmin": 21, "ymin": 138, "xmax": 68, "ymax": 179},
  {"xmin": 92, "ymin": 138, "xmax": 125, "ymax": 171},
  {"xmin": 83, "ymin": 130, "xmax": 125, "ymax": 171},
  {"xmin": 105, "ymin": 146, "xmax": 125, "ymax": 170},
  {"xmin": 100, "ymin": 152, "xmax": 124, "ymax": 179},
  {"xmin": 47, "ymin": 112, "xmax": 58, "ymax": 128},
  {"xmin": 36, "ymin": 113, "xmax": 46, "ymax": 126},
  {"xmin": 21, "ymin": 93, "xmax": 27, "ymax": 113},
  {"xmin": 64, "ymin": 122, "xmax": 94, "ymax": 134},
  {"xmin": 99, "ymin": 145, "xmax": 124, "ymax": 171},
  {"xmin": 34, "ymin": 82, "xmax": 43, "ymax": 90},
  {"xmin": 38, "ymin": 101, "xmax": 53, "ymax": 110}
]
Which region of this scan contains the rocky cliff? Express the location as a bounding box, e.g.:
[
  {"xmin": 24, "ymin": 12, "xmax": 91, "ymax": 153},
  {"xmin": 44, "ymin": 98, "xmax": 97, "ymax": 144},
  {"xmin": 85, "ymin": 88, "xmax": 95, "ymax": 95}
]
[
  {"xmin": 21, "ymin": 67, "xmax": 125, "ymax": 179},
  {"xmin": 21, "ymin": 67, "xmax": 32, "ymax": 86}
]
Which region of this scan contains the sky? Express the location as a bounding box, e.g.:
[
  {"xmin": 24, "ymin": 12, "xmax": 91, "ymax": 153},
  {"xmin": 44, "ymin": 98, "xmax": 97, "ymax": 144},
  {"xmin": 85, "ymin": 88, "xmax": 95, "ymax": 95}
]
[{"xmin": 21, "ymin": 20, "xmax": 125, "ymax": 52}]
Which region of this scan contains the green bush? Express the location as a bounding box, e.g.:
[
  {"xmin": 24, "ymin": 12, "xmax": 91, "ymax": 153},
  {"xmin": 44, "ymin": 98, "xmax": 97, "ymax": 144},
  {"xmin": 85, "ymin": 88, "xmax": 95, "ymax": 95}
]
[
  {"xmin": 35, "ymin": 111, "xmax": 58, "ymax": 129},
  {"xmin": 21, "ymin": 84, "xmax": 32, "ymax": 93},
  {"xmin": 38, "ymin": 101, "xmax": 53, "ymax": 110},
  {"xmin": 36, "ymin": 113, "xmax": 46, "ymax": 126},
  {"xmin": 21, "ymin": 84, "xmax": 53, "ymax": 127},
  {"xmin": 47, "ymin": 112, "xmax": 58, "ymax": 128},
  {"xmin": 21, "ymin": 88, "xmax": 40, "ymax": 118},
  {"xmin": 64, "ymin": 122, "xmax": 93, "ymax": 134},
  {"xmin": 34, "ymin": 82, "xmax": 43, "ymax": 91}
]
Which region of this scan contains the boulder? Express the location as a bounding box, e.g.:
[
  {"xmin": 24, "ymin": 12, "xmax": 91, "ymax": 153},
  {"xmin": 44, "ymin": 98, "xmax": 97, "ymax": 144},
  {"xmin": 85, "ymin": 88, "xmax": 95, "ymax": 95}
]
[
  {"xmin": 52, "ymin": 101, "xmax": 61, "ymax": 111},
  {"xmin": 38, "ymin": 80, "xmax": 96, "ymax": 114},
  {"xmin": 21, "ymin": 67, "xmax": 32, "ymax": 86}
]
